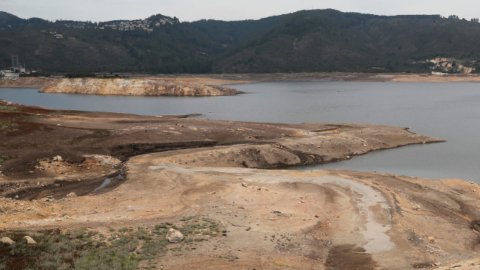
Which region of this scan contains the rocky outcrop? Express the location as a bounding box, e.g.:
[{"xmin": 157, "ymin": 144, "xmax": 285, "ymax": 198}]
[
  {"xmin": 66, "ymin": 192, "xmax": 77, "ymax": 198},
  {"xmin": 23, "ymin": 236, "xmax": 37, "ymax": 245},
  {"xmin": 39, "ymin": 78, "xmax": 242, "ymax": 97},
  {"xmin": 0, "ymin": 237, "xmax": 15, "ymax": 245},
  {"xmin": 166, "ymin": 228, "xmax": 184, "ymax": 243}
]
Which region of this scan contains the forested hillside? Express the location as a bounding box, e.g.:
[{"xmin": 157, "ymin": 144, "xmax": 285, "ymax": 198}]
[{"xmin": 2, "ymin": 9, "xmax": 480, "ymax": 73}]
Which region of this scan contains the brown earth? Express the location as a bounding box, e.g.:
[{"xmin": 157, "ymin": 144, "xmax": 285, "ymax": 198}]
[{"xmin": 1, "ymin": 99, "xmax": 480, "ymax": 269}]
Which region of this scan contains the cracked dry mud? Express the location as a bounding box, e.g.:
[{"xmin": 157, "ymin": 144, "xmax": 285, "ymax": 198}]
[{"xmin": 1, "ymin": 100, "xmax": 480, "ymax": 269}]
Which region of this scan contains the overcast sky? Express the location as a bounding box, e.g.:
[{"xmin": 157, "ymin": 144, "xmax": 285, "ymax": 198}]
[{"xmin": 1, "ymin": 0, "xmax": 480, "ymax": 22}]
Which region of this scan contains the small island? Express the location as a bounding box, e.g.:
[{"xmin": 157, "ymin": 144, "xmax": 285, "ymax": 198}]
[{"xmin": 39, "ymin": 78, "xmax": 242, "ymax": 97}]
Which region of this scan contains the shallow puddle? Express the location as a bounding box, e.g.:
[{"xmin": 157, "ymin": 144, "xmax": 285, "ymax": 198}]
[{"xmin": 325, "ymin": 244, "xmax": 376, "ymax": 270}]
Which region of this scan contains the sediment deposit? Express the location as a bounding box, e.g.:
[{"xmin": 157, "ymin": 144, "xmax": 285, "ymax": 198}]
[
  {"xmin": 38, "ymin": 78, "xmax": 242, "ymax": 96},
  {"xmin": 1, "ymin": 100, "xmax": 480, "ymax": 269}
]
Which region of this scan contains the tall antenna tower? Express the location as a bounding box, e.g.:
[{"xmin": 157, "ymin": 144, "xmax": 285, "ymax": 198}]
[{"xmin": 11, "ymin": 54, "xmax": 19, "ymax": 68}]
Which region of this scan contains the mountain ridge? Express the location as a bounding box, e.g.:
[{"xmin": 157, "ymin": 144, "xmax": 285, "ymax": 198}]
[{"xmin": 1, "ymin": 9, "xmax": 480, "ymax": 74}]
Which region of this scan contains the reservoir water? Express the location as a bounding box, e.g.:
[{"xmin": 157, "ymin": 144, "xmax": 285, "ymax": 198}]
[{"xmin": 1, "ymin": 82, "xmax": 479, "ymax": 182}]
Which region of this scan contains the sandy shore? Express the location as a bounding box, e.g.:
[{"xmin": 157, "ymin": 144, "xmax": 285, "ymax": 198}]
[{"xmin": 166, "ymin": 73, "xmax": 480, "ymax": 84}]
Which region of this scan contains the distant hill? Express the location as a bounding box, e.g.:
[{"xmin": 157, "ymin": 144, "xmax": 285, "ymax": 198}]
[
  {"xmin": 0, "ymin": 11, "xmax": 22, "ymax": 25},
  {"xmin": 2, "ymin": 9, "xmax": 480, "ymax": 73},
  {"xmin": 215, "ymin": 10, "xmax": 480, "ymax": 73}
]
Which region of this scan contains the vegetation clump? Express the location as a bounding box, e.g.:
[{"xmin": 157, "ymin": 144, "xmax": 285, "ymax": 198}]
[{"xmin": 0, "ymin": 216, "xmax": 224, "ymax": 269}]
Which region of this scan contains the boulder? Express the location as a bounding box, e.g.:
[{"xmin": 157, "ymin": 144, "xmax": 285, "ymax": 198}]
[
  {"xmin": 0, "ymin": 237, "xmax": 15, "ymax": 245},
  {"xmin": 166, "ymin": 228, "xmax": 184, "ymax": 243},
  {"xmin": 66, "ymin": 192, "xmax": 77, "ymax": 198},
  {"xmin": 24, "ymin": 236, "xmax": 37, "ymax": 245}
]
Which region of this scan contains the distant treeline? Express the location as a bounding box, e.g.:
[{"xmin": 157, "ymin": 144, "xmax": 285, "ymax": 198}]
[{"xmin": 64, "ymin": 72, "xmax": 96, "ymax": 78}]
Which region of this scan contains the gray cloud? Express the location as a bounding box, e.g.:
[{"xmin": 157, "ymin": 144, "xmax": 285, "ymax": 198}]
[{"xmin": 2, "ymin": 0, "xmax": 480, "ymax": 22}]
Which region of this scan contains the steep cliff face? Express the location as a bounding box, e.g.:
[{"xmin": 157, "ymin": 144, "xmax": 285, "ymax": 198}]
[{"xmin": 39, "ymin": 78, "xmax": 242, "ymax": 96}]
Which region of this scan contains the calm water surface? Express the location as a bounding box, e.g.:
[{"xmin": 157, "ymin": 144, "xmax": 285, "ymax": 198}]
[{"xmin": 0, "ymin": 82, "xmax": 479, "ymax": 182}]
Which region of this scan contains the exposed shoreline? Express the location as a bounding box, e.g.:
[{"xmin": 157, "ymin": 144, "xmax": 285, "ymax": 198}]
[
  {"xmin": 2, "ymin": 99, "xmax": 480, "ymax": 269},
  {"xmin": 163, "ymin": 72, "xmax": 480, "ymax": 84},
  {"xmin": 3, "ymin": 73, "xmax": 480, "ymax": 92}
]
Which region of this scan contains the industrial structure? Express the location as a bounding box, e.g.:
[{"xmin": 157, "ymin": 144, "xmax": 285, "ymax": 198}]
[{"xmin": 0, "ymin": 55, "xmax": 28, "ymax": 79}]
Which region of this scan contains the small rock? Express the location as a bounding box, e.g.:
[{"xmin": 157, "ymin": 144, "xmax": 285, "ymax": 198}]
[
  {"xmin": 29, "ymin": 171, "xmax": 34, "ymax": 174},
  {"xmin": 315, "ymin": 215, "xmax": 319, "ymax": 218},
  {"xmin": 53, "ymin": 156, "xmax": 63, "ymax": 162},
  {"xmin": 166, "ymin": 228, "xmax": 184, "ymax": 243},
  {"xmin": 15, "ymin": 195, "xmax": 19, "ymax": 199},
  {"xmin": 241, "ymin": 183, "xmax": 248, "ymax": 187},
  {"xmin": 0, "ymin": 237, "xmax": 15, "ymax": 245},
  {"xmin": 24, "ymin": 236, "xmax": 37, "ymax": 245},
  {"xmin": 66, "ymin": 192, "xmax": 77, "ymax": 198},
  {"xmin": 300, "ymin": 200, "xmax": 305, "ymax": 203},
  {"xmin": 246, "ymin": 227, "xmax": 251, "ymax": 231},
  {"xmin": 428, "ymin": 236, "xmax": 435, "ymax": 243}
]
